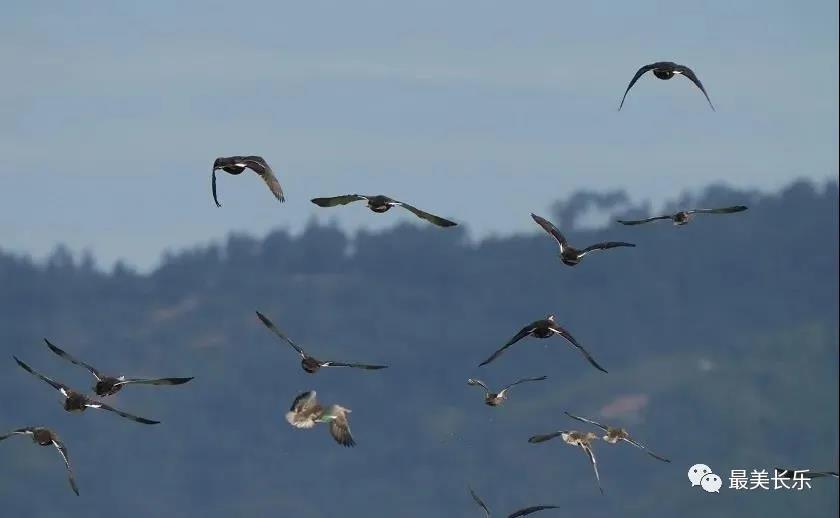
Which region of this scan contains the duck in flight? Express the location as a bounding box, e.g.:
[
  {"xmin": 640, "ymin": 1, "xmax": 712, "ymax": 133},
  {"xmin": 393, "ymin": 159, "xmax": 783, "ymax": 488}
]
[
  {"xmin": 617, "ymin": 205, "xmax": 748, "ymax": 226},
  {"xmin": 469, "ymin": 486, "xmax": 559, "ymax": 517},
  {"xmin": 43, "ymin": 339, "xmax": 193, "ymax": 397},
  {"xmin": 479, "ymin": 315, "xmax": 607, "ymax": 373},
  {"xmin": 0, "ymin": 427, "xmax": 79, "ymax": 495},
  {"xmin": 212, "ymin": 156, "xmax": 284, "ymax": 207},
  {"xmin": 528, "ymin": 430, "xmax": 604, "ymax": 495},
  {"xmin": 467, "ymin": 376, "xmax": 547, "ymax": 407},
  {"xmin": 256, "ymin": 311, "xmax": 388, "ymax": 374},
  {"xmin": 530, "ymin": 213, "xmax": 634, "ymax": 267},
  {"xmin": 310, "ymin": 194, "xmax": 457, "ymax": 227},
  {"xmin": 13, "ymin": 357, "xmax": 160, "ymax": 425},
  {"xmin": 618, "ymin": 61, "xmax": 715, "ymax": 111},
  {"xmin": 564, "ymin": 411, "xmax": 670, "ymax": 463},
  {"xmin": 285, "ymin": 390, "xmax": 355, "ymax": 447}
]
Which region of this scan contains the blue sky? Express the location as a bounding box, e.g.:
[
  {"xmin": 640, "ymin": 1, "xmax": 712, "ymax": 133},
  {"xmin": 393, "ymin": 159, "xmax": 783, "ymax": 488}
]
[{"xmin": 1, "ymin": 1, "xmax": 837, "ymax": 270}]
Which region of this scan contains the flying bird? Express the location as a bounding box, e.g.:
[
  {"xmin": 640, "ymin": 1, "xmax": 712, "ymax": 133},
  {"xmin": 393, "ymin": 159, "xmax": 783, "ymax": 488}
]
[
  {"xmin": 0, "ymin": 427, "xmax": 79, "ymax": 495},
  {"xmin": 564, "ymin": 411, "xmax": 670, "ymax": 462},
  {"xmin": 310, "ymin": 194, "xmax": 457, "ymax": 227},
  {"xmin": 467, "ymin": 376, "xmax": 547, "ymax": 406},
  {"xmin": 528, "ymin": 430, "xmax": 604, "ymax": 495},
  {"xmin": 774, "ymin": 468, "xmax": 838, "ymax": 480},
  {"xmin": 617, "ymin": 205, "xmax": 748, "ymax": 226},
  {"xmin": 13, "ymin": 357, "xmax": 160, "ymax": 425},
  {"xmin": 212, "ymin": 156, "xmax": 284, "ymax": 207},
  {"xmin": 256, "ymin": 311, "xmax": 388, "ymax": 374},
  {"xmin": 618, "ymin": 61, "xmax": 715, "ymax": 111},
  {"xmin": 44, "ymin": 338, "xmax": 193, "ymax": 397},
  {"xmin": 531, "ymin": 213, "xmax": 634, "ymax": 266},
  {"xmin": 479, "ymin": 315, "xmax": 607, "ymax": 373},
  {"xmin": 285, "ymin": 391, "xmax": 355, "ymax": 447},
  {"xmin": 469, "ymin": 486, "xmax": 559, "ymax": 517}
]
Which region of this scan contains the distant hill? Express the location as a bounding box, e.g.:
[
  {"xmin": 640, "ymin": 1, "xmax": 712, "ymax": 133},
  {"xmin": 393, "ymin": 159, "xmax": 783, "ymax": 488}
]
[{"xmin": 1, "ymin": 179, "xmax": 837, "ymax": 517}]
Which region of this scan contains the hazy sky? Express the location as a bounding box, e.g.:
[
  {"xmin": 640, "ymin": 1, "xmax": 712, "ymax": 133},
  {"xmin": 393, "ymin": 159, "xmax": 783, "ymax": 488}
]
[{"xmin": 1, "ymin": 1, "xmax": 837, "ymax": 270}]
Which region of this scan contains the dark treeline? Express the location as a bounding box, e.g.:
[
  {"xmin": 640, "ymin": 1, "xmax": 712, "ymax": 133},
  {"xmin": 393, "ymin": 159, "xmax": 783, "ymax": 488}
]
[{"xmin": 0, "ymin": 179, "xmax": 837, "ymax": 517}]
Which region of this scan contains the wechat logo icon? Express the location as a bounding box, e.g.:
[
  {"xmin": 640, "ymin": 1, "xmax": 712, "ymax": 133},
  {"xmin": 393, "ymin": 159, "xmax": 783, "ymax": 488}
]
[{"xmin": 689, "ymin": 464, "xmax": 722, "ymax": 493}]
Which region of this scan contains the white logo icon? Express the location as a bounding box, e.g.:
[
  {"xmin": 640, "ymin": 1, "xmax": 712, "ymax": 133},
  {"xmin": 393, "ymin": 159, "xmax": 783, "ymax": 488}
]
[
  {"xmin": 700, "ymin": 473, "xmax": 722, "ymax": 493},
  {"xmin": 688, "ymin": 464, "xmax": 713, "ymax": 486}
]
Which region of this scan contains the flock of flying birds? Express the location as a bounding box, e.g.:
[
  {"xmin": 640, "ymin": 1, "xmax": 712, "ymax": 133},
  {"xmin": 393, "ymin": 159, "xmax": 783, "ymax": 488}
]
[{"xmin": 2, "ymin": 60, "xmax": 837, "ymax": 514}]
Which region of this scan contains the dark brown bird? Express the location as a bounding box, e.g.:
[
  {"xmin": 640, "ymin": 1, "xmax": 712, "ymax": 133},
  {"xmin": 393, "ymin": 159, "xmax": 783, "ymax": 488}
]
[
  {"xmin": 13, "ymin": 357, "xmax": 160, "ymax": 425},
  {"xmin": 531, "ymin": 213, "xmax": 634, "ymax": 266},
  {"xmin": 256, "ymin": 311, "xmax": 388, "ymax": 374},
  {"xmin": 44, "ymin": 339, "xmax": 193, "ymax": 397},
  {"xmin": 467, "ymin": 376, "xmax": 547, "ymax": 406},
  {"xmin": 479, "ymin": 315, "xmax": 607, "ymax": 373},
  {"xmin": 212, "ymin": 156, "xmax": 284, "ymax": 207},
  {"xmin": 618, "ymin": 61, "xmax": 715, "ymax": 110},
  {"xmin": 469, "ymin": 486, "xmax": 560, "ymax": 517},
  {"xmin": 617, "ymin": 205, "xmax": 747, "ymax": 226},
  {"xmin": 311, "ymin": 194, "xmax": 457, "ymax": 227},
  {"xmin": 564, "ymin": 411, "xmax": 670, "ymax": 462},
  {"xmin": 285, "ymin": 390, "xmax": 355, "ymax": 447},
  {"xmin": 0, "ymin": 427, "xmax": 79, "ymax": 495}
]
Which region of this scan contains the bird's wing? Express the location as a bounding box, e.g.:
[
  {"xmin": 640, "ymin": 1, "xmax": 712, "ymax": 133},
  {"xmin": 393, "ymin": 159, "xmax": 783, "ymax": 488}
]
[
  {"xmin": 498, "ymin": 376, "xmax": 548, "ymax": 396},
  {"xmin": 310, "ymin": 195, "xmax": 368, "ymax": 207},
  {"xmin": 686, "ymin": 205, "xmax": 748, "ymax": 215},
  {"xmin": 51, "ymin": 438, "xmax": 80, "ymax": 496},
  {"xmin": 530, "ymin": 213, "xmax": 567, "ymax": 245},
  {"xmin": 13, "ymin": 356, "xmax": 71, "ymax": 395},
  {"xmin": 114, "ymin": 376, "xmax": 194, "ymax": 387},
  {"xmin": 621, "ymin": 436, "xmax": 671, "ymax": 463},
  {"xmin": 255, "ymin": 311, "xmax": 307, "ymax": 358},
  {"xmin": 289, "ymin": 390, "xmax": 319, "ymax": 414},
  {"xmin": 618, "ymin": 63, "xmax": 658, "ymax": 110},
  {"xmin": 479, "ymin": 323, "xmax": 539, "ymax": 366},
  {"xmin": 578, "ymin": 242, "xmax": 636, "ymax": 258},
  {"xmin": 286, "ymin": 391, "xmax": 321, "ymax": 428},
  {"xmin": 549, "ymin": 325, "xmax": 608, "ymax": 373},
  {"xmin": 44, "ymin": 339, "xmax": 104, "ymax": 380},
  {"xmin": 616, "ymin": 215, "xmax": 672, "ymax": 225},
  {"xmin": 528, "ymin": 431, "xmax": 565, "ymax": 444},
  {"xmin": 581, "ymin": 444, "xmax": 604, "ymax": 495},
  {"xmin": 87, "ymin": 400, "xmax": 160, "ymax": 425},
  {"xmin": 211, "ymin": 167, "xmax": 222, "ymax": 207},
  {"xmin": 505, "ymin": 324, "xmax": 539, "ymax": 347},
  {"xmin": 328, "ymin": 411, "xmax": 355, "ymax": 447},
  {"xmin": 397, "ymin": 202, "xmax": 457, "ymax": 227},
  {"xmin": 469, "ymin": 487, "xmax": 492, "ymax": 518},
  {"xmin": 673, "ymin": 65, "xmax": 715, "ymax": 111},
  {"xmin": 0, "ymin": 427, "xmax": 35, "ymax": 441},
  {"xmin": 507, "ymin": 505, "xmax": 561, "ymax": 518},
  {"xmin": 478, "ymin": 324, "xmax": 535, "ymax": 367},
  {"xmin": 467, "ymin": 378, "xmax": 491, "ymax": 392},
  {"xmin": 563, "ymin": 412, "xmax": 609, "ymax": 432},
  {"xmin": 243, "ymin": 157, "xmax": 285, "ymax": 202},
  {"xmin": 320, "ymin": 361, "xmax": 388, "ymax": 370}
]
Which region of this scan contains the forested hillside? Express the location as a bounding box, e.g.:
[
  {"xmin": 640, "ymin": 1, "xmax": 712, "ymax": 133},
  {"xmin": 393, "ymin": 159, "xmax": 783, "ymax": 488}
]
[{"xmin": 1, "ymin": 180, "xmax": 837, "ymax": 517}]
